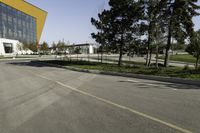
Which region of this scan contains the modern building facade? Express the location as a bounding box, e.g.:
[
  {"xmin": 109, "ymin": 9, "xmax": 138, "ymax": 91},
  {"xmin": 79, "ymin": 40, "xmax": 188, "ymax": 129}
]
[{"xmin": 0, "ymin": 0, "xmax": 47, "ymax": 56}]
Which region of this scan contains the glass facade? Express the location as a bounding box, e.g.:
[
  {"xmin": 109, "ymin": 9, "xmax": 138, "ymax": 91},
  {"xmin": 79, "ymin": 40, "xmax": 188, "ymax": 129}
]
[{"xmin": 0, "ymin": 2, "xmax": 37, "ymax": 44}]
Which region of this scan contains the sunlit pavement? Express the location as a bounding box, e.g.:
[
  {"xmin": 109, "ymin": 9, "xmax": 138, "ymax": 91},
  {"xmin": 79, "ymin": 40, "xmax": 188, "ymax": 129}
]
[{"xmin": 0, "ymin": 61, "xmax": 199, "ymax": 133}]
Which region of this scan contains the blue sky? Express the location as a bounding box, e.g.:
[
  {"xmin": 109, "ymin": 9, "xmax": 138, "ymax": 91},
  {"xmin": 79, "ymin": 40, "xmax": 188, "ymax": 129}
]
[{"xmin": 27, "ymin": 0, "xmax": 200, "ymax": 44}]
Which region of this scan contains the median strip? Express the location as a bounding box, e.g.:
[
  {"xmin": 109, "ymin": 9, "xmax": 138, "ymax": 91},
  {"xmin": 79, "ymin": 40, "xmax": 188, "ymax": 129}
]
[{"xmin": 32, "ymin": 61, "xmax": 200, "ymax": 87}]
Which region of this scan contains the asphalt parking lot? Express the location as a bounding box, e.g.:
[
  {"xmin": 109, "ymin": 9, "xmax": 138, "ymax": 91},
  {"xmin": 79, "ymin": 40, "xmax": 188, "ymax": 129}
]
[{"xmin": 0, "ymin": 61, "xmax": 199, "ymax": 133}]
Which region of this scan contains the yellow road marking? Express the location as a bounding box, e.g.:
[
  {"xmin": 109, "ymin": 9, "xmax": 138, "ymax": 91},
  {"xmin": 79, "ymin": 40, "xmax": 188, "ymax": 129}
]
[{"xmin": 35, "ymin": 74, "xmax": 193, "ymax": 133}]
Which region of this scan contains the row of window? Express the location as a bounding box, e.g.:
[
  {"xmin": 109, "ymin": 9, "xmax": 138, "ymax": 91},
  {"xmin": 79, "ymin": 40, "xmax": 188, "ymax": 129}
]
[{"xmin": 0, "ymin": 2, "xmax": 37, "ymax": 44}]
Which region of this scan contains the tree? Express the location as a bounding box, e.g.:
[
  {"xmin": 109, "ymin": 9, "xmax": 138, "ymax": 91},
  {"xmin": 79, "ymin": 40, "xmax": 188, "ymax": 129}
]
[
  {"xmin": 91, "ymin": 10, "xmax": 112, "ymax": 63},
  {"xmin": 57, "ymin": 41, "xmax": 66, "ymax": 54},
  {"xmin": 16, "ymin": 43, "xmax": 22, "ymax": 51},
  {"xmin": 154, "ymin": 23, "xmax": 166, "ymax": 68},
  {"xmin": 186, "ymin": 30, "xmax": 200, "ymax": 70},
  {"xmin": 21, "ymin": 43, "xmax": 30, "ymax": 54},
  {"xmin": 74, "ymin": 47, "xmax": 81, "ymax": 61},
  {"xmin": 171, "ymin": 43, "xmax": 186, "ymax": 51},
  {"xmin": 162, "ymin": 0, "xmax": 200, "ymax": 67},
  {"xmin": 143, "ymin": 0, "xmax": 162, "ymax": 67},
  {"xmin": 40, "ymin": 42, "xmax": 49, "ymax": 54},
  {"xmin": 28, "ymin": 43, "xmax": 38, "ymax": 53},
  {"xmin": 92, "ymin": 0, "xmax": 144, "ymax": 66},
  {"xmin": 52, "ymin": 42, "xmax": 57, "ymax": 50},
  {"xmin": 109, "ymin": 0, "xmax": 145, "ymax": 66}
]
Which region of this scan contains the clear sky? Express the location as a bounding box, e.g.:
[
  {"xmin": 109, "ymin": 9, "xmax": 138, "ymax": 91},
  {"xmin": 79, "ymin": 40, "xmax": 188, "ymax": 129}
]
[{"xmin": 27, "ymin": 0, "xmax": 200, "ymax": 44}]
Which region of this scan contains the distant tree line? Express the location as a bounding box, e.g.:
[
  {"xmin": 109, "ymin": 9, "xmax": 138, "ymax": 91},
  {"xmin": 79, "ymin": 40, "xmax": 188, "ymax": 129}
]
[
  {"xmin": 91, "ymin": 0, "xmax": 200, "ymax": 68},
  {"xmin": 20, "ymin": 41, "xmax": 71, "ymax": 55}
]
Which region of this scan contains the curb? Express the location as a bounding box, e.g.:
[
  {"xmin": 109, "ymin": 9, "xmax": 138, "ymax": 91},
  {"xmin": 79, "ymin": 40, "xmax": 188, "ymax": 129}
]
[
  {"xmin": 0, "ymin": 58, "xmax": 39, "ymax": 62},
  {"xmin": 32, "ymin": 61, "xmax": 200, "ymax": 87}
]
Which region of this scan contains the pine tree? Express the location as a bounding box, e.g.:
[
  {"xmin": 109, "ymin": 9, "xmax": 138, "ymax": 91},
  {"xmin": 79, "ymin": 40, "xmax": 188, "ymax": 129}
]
[
  {"xmin": 186, "ymin": 30, "xmax": 200, "ymax": 70},
  {"xmin": 108, "ymin": 0, "xmax": 144, "ymax": 66},
  {"xmin": 41, "ymin": 42, "xmax": 49, "ymax": 54},
  {"xmin": 143, "ymin": 0, "xmax": 162, "ymax": 67},
  {"xmin": 91, "ymin": 0, "xmax": 144, "ymax": 66},
  {"xmin": 162, "ymin": 0, "xmax": 200, "ymax": 67},
  {"xmin": 91, "ymin": 10, "xmax": 112, "ymax": 63}
]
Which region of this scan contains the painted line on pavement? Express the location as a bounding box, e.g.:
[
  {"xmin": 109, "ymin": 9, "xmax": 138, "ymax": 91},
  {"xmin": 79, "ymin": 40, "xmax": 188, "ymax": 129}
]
[
  {"xmin": 127, "ymin": 79, "xmax": 180, "ymax": 89},
  {"xmin": 35, "ymin": 74, "xmax": 193, "ymax": 133},
  {"xmin": 127, "ymin": 79, "xmax": 140, "ymax": 83},
  {"xmin": 144, "ymin": 83, "xmax": 161, "ymax": 87},
  {"xmin": 127, "ymin": 79, "xmax": 162, "ymax": 87}
]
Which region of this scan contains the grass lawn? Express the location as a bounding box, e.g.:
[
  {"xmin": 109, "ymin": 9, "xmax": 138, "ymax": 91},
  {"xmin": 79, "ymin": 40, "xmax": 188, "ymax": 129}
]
[
  {"xmin": 158, "ymin": 54, "xmax": 197, "ymax": 63},
  {"xmin": 43, "ymin": 60, "xmax": 200, "ymax": 80}
]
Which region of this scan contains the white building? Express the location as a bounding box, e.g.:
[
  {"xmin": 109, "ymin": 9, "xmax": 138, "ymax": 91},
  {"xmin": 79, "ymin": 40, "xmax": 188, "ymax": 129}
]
[
  {"xmin": 0, "ymin": 38, "xmax": 35, "ymax": 57},
  {"xmin": 0, "ymin": 38, "xmax": 22, "ymax": 56},
  {"xmin": 57, "ymin": 43, "xmax": 97, "ymax": 55}
]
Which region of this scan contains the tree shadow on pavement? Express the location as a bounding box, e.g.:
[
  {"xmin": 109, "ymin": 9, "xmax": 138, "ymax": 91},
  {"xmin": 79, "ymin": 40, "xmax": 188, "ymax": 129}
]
[
  {"xmin": 8, "ymin": 61, "xmax": 200, "ymax": 90},
  {"xmin": 119, "ymin": 80, "xmax": 200, "ymax": 90},
  {"xmin": 7, "ymin": 61, "xmax": 60, "ymax": 68}
]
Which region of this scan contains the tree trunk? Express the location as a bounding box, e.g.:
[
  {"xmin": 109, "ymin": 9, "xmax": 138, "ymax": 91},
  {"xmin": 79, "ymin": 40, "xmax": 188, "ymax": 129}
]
[
  {"xmin": 164, "ymin": 4, "xmax": 174, "ymax": 67},
  {"xmin": 156, "ymin": 43, "xmax": 159, "ymax": 68},
  {"xmin": 88, "ymin": 53, "xmax": 90, "ymax": 62},
  {"xmin": 118, "ymin": 34, "xmax": 124, "ymax": 67},
  {"xmin": 195, "ymin": 55, "xmax": 199, "ymax": 70},
  {"xmin": 146, "ymin": 50, "xmax": 150, "ymax": 67},
  {"xmin": 118, "ymin": 43, "xmax": 123, "ymax": 67},
  {"xmin": 101, "ymin": 51, "xmax": 103, "ymax": 63},
  {"xmin": 98, "ymin": 51, "xmax": 100, "ymax": 62},
  {"xmin": 148, "ymin": 49, "xmax": 152, "ymax": 67},
  {"xmin": 129, "ymin": 43, "xmax": 131, "ymax": 62},
  {"xmin": 69, "ymin": 50, "xmax": 71, "ymax": 62},
  {"xmin": 146, "ymin": 21, "xmax": 152, "ymax": 67},
  {"xmin": 164, "ymin": 19, "xmax": 172, "ymax": 67}
]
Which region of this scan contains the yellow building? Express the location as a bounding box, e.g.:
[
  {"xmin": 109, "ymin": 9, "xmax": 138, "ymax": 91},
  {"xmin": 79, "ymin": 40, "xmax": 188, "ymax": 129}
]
[
  {"xmin": 0, "ymin": 0, "xmax": 47, "ymax": 43},
  {"xmin": 0, "ymin": 0, "xmax": 47, "ymax": 55}
]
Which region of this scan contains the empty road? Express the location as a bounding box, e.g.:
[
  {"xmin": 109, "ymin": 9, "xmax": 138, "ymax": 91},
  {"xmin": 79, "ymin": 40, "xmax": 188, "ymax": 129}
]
[{"xmin": 0, "ymin": 61, "xmax": 200, "ymax": 133}]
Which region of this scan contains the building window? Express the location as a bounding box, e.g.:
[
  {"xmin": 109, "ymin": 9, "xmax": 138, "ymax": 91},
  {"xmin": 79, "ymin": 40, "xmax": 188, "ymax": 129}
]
[{"xmin": 0, "ymin": 2, "xmax": 37, "ymax": 44}]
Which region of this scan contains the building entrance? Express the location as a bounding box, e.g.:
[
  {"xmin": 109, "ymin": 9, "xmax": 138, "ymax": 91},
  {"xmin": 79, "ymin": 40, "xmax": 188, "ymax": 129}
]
[{"xmin": 3, "ymin": 43, "xmax": 13, "ymax": 53}]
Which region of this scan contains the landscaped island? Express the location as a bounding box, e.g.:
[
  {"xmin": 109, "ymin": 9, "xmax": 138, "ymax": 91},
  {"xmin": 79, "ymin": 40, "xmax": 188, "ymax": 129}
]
[{"xmin": 42, "ymin": 60, "xmax": 200, "ymax": 80}]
